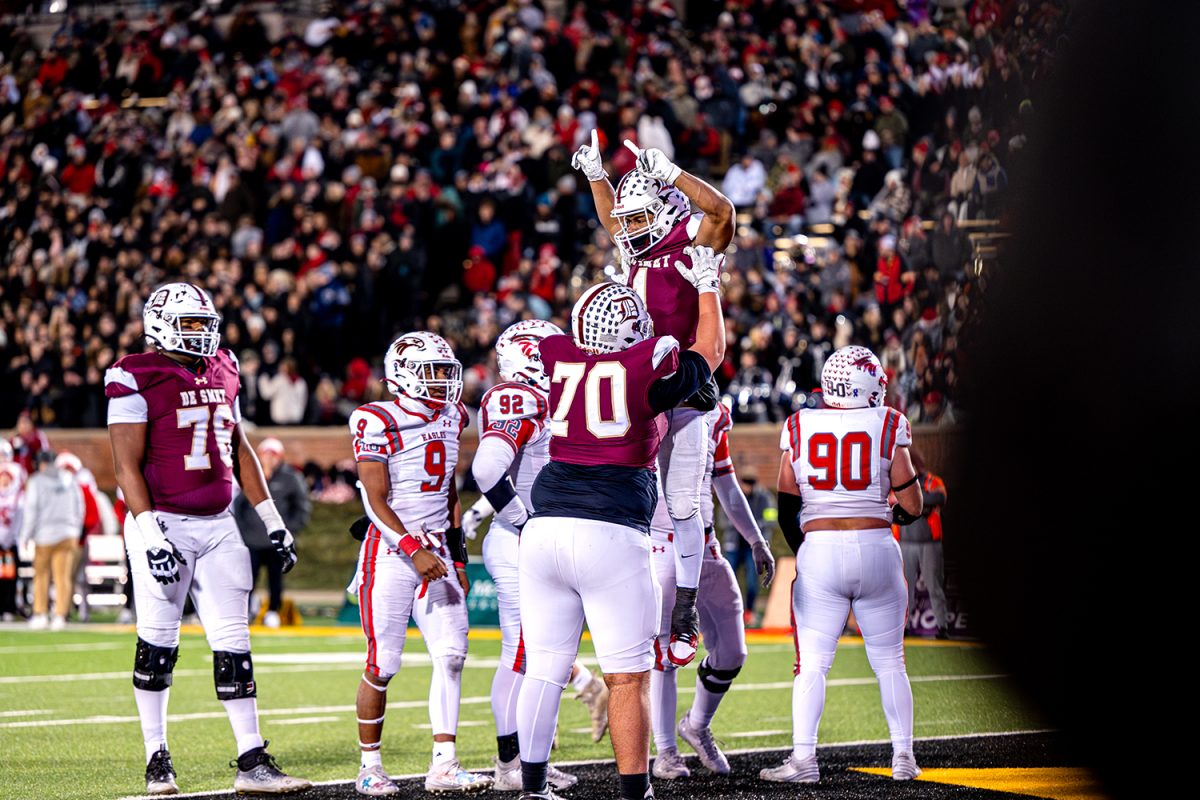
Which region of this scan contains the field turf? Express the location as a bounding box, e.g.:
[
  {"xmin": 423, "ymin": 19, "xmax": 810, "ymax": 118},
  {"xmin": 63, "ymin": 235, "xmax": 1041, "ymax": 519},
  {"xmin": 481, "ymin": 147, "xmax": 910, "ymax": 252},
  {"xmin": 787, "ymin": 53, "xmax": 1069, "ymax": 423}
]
[{"xmin": 0, "ymin": 624, "xmax": 1053, "ymax": 800}]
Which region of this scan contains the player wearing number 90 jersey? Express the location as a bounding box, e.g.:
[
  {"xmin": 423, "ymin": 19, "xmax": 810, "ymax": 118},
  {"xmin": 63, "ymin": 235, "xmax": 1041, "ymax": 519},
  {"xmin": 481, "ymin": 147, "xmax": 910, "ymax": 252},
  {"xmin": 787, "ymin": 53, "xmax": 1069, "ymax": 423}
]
[
  {"xmin": 515, "ymin": 272, "xmax": 724, "ymax": 800},
  {"xmin": 106, "ymin": 282, "xmax": 309, "ymax": 796}
]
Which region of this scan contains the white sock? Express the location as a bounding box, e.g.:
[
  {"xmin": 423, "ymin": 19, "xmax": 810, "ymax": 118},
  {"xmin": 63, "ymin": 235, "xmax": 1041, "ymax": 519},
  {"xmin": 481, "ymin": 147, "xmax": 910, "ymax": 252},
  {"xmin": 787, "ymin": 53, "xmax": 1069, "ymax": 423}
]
[
  {"xmin": 516, "ymin": 675, "xmax": 563, "ymax": 764},
  {"xmin": 134, "ymin": 687, "xmax": 170, "ymax": 764},
  {"xmin": 222, "ymin": 697, "xmax": 264, "ymax": 756},
  {"xmin": 361, "ymin": 749, "xmax": 382, "ymax": 770},
  {"xmin": 430, "ymin": 655, "xmax": 464, "ymax": 739},
  {"xmin": 670, "ymin": 514, "xmax": 704, "ymax": 590},
  {"xmin": 569, "ymin": 662, "xmax": 593, "ymax": 692},
  {"xmin": 877, "ymin": 670, "xmax": 915, "ymax": 753},
  {"xmin": 432, "ymin": 740, "xmax": 457, "ymax": 766},
  {"xmin": 491, "ymin": 666, "xmax": 523, "ymax": 737},
  {"xmin": 649, "ymin": 668, "xmax": 678, "ymax": 754},
  {"xmin": 791, "ymin": 671, "xmax": 827, "ymax": 759},
  {"xmin": 689, "ymin": 667, "xmax": 727, "ymax": 729}
]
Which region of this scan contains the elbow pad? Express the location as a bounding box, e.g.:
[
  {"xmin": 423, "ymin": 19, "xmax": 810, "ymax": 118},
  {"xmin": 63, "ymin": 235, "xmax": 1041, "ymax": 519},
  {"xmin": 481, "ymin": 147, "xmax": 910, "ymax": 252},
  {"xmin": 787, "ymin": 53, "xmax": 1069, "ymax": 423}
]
[
  {"xmin": 777, "ymin": 492, "xmax": 804, "ymax": 554},
  {"xmin": 892, "ymin": 504, "xmax": 921, "ymax": 526}
]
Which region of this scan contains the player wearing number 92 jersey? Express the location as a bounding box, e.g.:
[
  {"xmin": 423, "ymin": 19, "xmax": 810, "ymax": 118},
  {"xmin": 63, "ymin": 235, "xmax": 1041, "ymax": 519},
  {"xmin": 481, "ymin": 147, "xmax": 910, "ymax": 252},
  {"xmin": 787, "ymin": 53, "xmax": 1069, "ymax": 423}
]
[
  {"xmin": 106, "ymin": 282, "xmax": 308, "ymax": 796},
  {"xmin": 515, "ymin": 274, "xmax": 724, "ymax": 800}
]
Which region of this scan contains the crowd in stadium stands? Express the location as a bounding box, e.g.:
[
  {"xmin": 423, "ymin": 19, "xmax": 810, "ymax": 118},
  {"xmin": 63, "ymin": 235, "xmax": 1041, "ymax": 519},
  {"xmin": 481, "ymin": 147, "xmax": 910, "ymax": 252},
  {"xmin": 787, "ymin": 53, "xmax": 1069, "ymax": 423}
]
[{"xmin": 0, "ymin": 0, "xmax": 1062, "ymax": 429}]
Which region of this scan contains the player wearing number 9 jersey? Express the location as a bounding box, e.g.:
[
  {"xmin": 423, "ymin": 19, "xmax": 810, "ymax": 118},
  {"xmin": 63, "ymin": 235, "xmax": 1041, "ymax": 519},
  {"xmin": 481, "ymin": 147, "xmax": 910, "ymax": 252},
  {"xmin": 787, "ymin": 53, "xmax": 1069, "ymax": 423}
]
[
  {"xmin": 761, "ymin": 345, "xmax": 924, "ymax": 786},
  {"xmin": 515, "ymin": 254, "xmax": 725, "ymax": 800},
  {"xmin": 347, "ymin": 331, "xmax": 492, "ymax": 796},
  {"xmin": 106, "ymin": 282, "xmax": 309, "ymax": 796}
]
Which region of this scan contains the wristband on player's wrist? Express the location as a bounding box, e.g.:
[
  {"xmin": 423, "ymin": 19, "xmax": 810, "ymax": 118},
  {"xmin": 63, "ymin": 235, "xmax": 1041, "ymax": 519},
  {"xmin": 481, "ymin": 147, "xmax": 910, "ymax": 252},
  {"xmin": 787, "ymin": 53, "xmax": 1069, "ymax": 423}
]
[{"xmin": 397, "ymin": 535, "xmax": 422, "ymax": 557}]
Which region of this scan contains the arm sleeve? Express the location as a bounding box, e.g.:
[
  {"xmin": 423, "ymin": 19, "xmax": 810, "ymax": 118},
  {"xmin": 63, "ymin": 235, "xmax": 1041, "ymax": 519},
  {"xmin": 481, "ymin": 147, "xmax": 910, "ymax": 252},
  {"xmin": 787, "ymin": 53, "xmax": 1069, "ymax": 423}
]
[
  {"xmin": 649, "ymin": 350, "xmax": 712, "ymax": 413},
  {"xmin": 713, "ymin": 471, "xmax": 765, "ymax": 545},
  {"xmin": 471, "ymin": 435, "xmax": 528, "ymax": 529}
]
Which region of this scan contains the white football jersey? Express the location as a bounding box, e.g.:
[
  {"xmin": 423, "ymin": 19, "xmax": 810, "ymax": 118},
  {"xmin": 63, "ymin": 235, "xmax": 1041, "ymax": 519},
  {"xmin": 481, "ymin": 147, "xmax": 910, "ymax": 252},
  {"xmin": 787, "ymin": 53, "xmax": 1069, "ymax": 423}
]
[
  {"xmin": 350, "ymin": 399, "xmax": 468, "ymax": 534},
  {"xmin": 478, "ymin": 382, "xmax": 551, "ymax": 529},
  {"xmin": 780, "ymin": 405, "xmax": 912, "ymax": 529},
  {"xmin": 0, "ymin": 463, "xmax": 25, "ymax": 548}
]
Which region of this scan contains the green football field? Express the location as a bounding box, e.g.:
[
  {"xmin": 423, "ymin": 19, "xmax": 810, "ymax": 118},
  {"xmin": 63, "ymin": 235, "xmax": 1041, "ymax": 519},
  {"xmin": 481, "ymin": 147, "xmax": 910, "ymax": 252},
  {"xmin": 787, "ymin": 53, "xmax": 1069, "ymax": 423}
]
[{"xmin": 0, "ymin": 625, "xmax": 1044, "ymax": 800}]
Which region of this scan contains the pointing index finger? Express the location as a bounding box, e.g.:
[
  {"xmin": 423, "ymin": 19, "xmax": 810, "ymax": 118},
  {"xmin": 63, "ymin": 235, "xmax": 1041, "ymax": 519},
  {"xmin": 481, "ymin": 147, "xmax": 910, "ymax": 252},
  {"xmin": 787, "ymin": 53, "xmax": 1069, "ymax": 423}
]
[
  {"xmin": 623, "ymin": 138, "xmax": 642, "ymax": 157},
  {"xmin": 591, "ymin": 128, "xmax": 599, "ymax": 151}
]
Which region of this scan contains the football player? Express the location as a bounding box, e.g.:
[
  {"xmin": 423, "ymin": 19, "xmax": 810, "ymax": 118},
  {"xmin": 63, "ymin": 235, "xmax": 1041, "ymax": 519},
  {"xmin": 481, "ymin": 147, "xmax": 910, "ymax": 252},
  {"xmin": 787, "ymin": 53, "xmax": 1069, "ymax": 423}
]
[
  {"xmin": 465, "ymin": 319, "xmax": 602, "ymax": 791},
  {"xmin": 572, "ymin": 130, "xmax": 736, "ymax": 667},
  {"xmin": 0, "ymin": 441, "xmax": 24, "ymax": 621},
  {"xmin": 648, "ymin": 403, "xmax": 776, "ymax": 779},
  {"xmin": 106, "ymin": 283, "xmax": 310, "ymax": 795},
  {"xmin": 347, "ymin": 332, "xmax": 492, "ymax": 796},
  {"xmin": 762, "ymin": 346, "xmax": 924, "ymax": 784},
  {"xmin": 514, "ymin": 246, "xmax": 725, "ymax": 800}
]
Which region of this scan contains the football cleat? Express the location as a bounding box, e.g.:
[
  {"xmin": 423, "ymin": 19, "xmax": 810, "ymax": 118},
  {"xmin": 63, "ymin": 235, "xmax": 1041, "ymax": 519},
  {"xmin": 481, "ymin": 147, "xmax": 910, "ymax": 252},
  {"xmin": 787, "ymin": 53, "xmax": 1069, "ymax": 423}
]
[
  {"xmin": 492, "ymin": 756, "xmax": 521, "ymax": 791},
  {"xmin": 517, "ymin": 791, "xmax": 563, "ymax": 800},
  {"xmin": 576, "ymin": 674, "xmax": 610, "ymax": 742},
  {"xmin": 892, "ymin": 751, "xmax": 922, "ymax": 780},
  {"xmin": 357, "ymin": 764, "xmax": 400, "ymax": 796},
  {"xmin": 760, "ymin": 753, "xmax": 820, "ymax": 783},
  {"xmin": 424, "ymin": 760, "xmax": 493, "ymax": 794},
  {"xmin": 145, "ymin": 746, "xmax": 179, "ymax": 795},
  {"xmin": 547, "ymin": 763, "xmax": 578, "ymax": 790},
  {"xmin": 667, "ymin": 594, "xmax": 700, "ymax": 667},
  {"xmin": 677, "ymin": 714, "xmax": 729, "ymax": 775},
  {"xmin": 651, "ymin": 749, "xmax": 691, "ymax": 779},
  {"xmin": 231, "ymin": 743, "xmax": 312, "ymax": 793}
]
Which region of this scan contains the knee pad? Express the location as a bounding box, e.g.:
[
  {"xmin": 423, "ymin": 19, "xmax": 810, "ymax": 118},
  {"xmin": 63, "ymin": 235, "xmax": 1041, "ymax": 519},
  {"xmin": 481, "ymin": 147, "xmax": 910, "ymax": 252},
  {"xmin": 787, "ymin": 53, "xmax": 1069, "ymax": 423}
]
[
  {"xmin": 133, "ymin": 638, "xmax": 179, "ymax": 692},
  {"xmin": 697, "ymin": 659, "xmax": 741, "ymax": 694},
  {"xmin": 213, "ymin": 651, "xmax": 257, "ymax": 700}
]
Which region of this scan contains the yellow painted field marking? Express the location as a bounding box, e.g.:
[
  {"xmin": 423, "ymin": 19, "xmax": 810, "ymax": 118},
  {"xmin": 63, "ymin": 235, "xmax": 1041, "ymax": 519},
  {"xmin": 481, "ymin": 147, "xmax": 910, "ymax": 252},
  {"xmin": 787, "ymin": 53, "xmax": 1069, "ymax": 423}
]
[{"xmin": 852, "ymin": 767, "xmax": 1107, "ymax": 799}]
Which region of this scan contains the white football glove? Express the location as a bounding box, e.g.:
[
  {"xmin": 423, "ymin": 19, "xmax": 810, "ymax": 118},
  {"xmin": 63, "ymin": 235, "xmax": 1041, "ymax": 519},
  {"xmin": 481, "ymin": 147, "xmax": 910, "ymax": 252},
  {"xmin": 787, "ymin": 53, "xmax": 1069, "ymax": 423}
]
[
  {"xmin": 462, "ymin": 497, "xmax": 492, "ymax": 541},
  {"xmin": 623, "ymin": 139, "xmax": 682, "ymax": 185},
  {"xmin": 752, "ymin": 540, "xmax": 776, "ymax": 587},
  {"xmin": 570, "ymin": 129, "xmax": 607, "ymax": 182},
  {"xmin": 674, "ymin": 245, "xmax": 724, "ymax": 294},
  {"xmin": 136, "ymin": 511, "xmax": 186, "ymax": 586},
  {"xmin": 603, "ymin": 263, "xmax": 631, "ymax": 286}
]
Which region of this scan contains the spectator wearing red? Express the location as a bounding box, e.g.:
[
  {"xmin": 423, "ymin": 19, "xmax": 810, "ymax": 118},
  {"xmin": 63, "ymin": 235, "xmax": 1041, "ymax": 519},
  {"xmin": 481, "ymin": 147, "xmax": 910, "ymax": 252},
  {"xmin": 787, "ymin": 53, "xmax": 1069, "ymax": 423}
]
[
  {"xmin": 874, "ymin": 235, "xmax": 915, "ymax": 316},
  {"xmin": 61, "ymin": 146, "xmax": 97, "ymax": 197},
  {"xmin": 463, "ymin": 246, "xmax": 497, "ymax": 293},
  {"xmin": 9, "ymin": 413, "xmax": 50, "ymax": 476}
]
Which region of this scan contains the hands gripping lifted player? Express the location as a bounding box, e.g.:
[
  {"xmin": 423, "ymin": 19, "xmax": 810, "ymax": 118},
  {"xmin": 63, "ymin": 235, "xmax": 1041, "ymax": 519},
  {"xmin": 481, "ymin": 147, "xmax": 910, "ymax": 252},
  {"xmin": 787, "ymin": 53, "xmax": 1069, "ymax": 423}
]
[{"xmin": 572, "ymin": 128, "xmax": 737, "ymax": 667}]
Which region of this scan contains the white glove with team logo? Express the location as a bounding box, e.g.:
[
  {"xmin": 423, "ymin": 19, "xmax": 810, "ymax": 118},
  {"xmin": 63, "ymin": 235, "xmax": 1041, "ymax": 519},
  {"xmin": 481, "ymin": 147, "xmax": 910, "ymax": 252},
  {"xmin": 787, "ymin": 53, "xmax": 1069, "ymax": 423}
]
[
  {"xmin": 570, "ymin": 129, "xmax": 607, "ymax": 182},
  {"xmin": 462, "ymin": 497, "xmax": 492, "ymax": 541},
  {"xmin": 255, "ymin": 500, "xmax": 298, "ymax": 573},
  {"xmin": 136, "ymin": 511, "xmax": 186, "ymax": 586},
  {"xmin": 624, "ymin": 139, "xmax": 682, "ymax": 185},
  {"xmin": 603, "ymin": 263, "xmax": 631, "ymax": 286},
  {"xmin": 674, "ymin": 245, "xmax": 724, "ymax": 295}
]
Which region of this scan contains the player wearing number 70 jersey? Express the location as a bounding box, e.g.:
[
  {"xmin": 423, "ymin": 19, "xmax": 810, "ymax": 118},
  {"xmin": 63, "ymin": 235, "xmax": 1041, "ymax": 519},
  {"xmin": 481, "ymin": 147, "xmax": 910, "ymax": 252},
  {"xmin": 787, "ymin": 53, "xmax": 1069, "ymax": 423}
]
[
  {"xmin": 761, "ymin": 345, "xmax": 924, "ymax": 785},
  {"xmin": 106, "ymin": 282, "xmax": 310, "ymax": 796},
  {"xmin": 347, "ymin": 331, "xmax": 492, "ymax": 796},
  {"xmin": 514, "ymin": 247, "xmax": 725, "ymax": 800}
]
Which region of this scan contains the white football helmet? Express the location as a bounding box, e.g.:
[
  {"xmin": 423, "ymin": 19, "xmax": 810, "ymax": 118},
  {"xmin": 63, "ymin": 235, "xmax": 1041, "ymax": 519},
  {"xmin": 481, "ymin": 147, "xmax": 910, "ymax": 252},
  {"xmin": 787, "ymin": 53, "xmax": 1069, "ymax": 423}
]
[
  {"xmin": 610, "ymin": 171, "xmax": 689, "ymax": 259},
  {"xmin": 571, "ymin": 282, "xmax": 654, "ymax": 355},
  {"xmin": 0, "ymin": 440, "xmax": 11, "ymax": 463},
  {"xmin": 143, "ymin": 282, "xmax": 222, "ymax": 358},
  {"xmin": 385, "ymin": 332, "xmax": 463, "ymax": 407},
  {"xmin": 821, "ymin": 345, "xmax": 888, "ymax": 409},
  {"xmin": 496, "ymin": 319, "xmax": 563, "ymax": 390}
]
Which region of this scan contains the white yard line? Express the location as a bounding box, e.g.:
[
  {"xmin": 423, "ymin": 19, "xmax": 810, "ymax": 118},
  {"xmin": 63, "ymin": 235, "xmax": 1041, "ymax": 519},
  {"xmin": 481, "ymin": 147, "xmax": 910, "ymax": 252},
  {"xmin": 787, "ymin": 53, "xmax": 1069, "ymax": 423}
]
[
  {"xmin": 114, "ymin": 729, "xmax": 1058, "ymax": 800},
  {"xmin": 270, "ymin": 716, "xmax": 342, "ymax": 726},
  {"xmin": 0, "ymin": 709, "xmax": 52, "ymax": 717},
  {"xmin": 2, "ymin": 674, "xmax": 1011, "ymax": 730},
  {"xmin": 0, "ymin": 641, "xmax": 127, "ymax": 654}
]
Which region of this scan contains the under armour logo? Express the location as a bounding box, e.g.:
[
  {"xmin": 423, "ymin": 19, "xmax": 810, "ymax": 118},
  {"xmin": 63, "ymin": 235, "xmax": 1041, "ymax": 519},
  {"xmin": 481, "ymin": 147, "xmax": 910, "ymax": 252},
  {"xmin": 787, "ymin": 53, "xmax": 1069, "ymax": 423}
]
[
  {"xmin": 194, "ymin": 377, "xmax": 208, "ymax": 385},
  {"xmin": 652, "ymin": 545, "xmax": 666, "ymax": 553}
]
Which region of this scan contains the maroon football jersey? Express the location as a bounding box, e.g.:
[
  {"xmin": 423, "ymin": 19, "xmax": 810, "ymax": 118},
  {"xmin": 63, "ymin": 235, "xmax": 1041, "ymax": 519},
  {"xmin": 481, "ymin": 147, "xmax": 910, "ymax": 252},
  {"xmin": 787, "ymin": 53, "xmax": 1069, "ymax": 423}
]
[
  {"xmin": 540, "ymin": 334, "xmax": 680, "ymax": 469},
  {"xmin": 625, "ymin": 213, "xmax": 704, "ymax": 346},
  {"xmin": 105, "ymin": 349, "xmax": 241, "ymax": 516}
]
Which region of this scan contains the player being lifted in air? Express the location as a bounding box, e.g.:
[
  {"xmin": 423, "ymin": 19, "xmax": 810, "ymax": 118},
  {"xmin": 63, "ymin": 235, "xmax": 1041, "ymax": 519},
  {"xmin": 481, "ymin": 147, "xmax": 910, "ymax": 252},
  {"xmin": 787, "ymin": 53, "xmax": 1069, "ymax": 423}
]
[
  {"xmin": 648, "ymin": 403, "xmax": 776, "ymax": 780},
  {"xmin": 763, "ymin": 345, "xmax": 924, "ymax": 784},
  {"xmin": 106, "ymin": 283, "xmax": 311, "ymax": 795},
  {"xmin": 463, "ymin": 319, "xmax": 604, "ymax": 790},
  {"xmin": 572, "ymin": 130, "xmax": 736, "ymax": 668},
  {"xmin": 514, "ymin": 246, "xmax": 725, "ymax": 800},
  {"xmin": 347, "ymin": 332, "xmax": 492, "ymax": 796}
]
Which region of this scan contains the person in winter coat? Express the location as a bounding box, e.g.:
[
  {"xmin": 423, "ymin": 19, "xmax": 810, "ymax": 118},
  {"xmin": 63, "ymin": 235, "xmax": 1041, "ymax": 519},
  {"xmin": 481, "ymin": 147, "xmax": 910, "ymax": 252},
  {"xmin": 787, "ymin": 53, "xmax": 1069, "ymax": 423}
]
[{"xmin": 19, "ymin": 451, "xmax": 84, "ymax": 630}]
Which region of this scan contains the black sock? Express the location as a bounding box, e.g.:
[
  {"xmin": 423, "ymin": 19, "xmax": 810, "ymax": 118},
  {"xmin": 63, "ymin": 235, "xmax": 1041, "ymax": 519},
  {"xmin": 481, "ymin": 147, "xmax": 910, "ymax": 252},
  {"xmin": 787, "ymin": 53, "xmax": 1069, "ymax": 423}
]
[
  {"xmin": 521, "ymin": 760, "xmax": 548, "ymax": 793},
  {"xmin": 497, "ymin": 733, "xmax": 520, "ymax": 764},
  {"xmin": 619, "ymin": 772, "xmax": 649, "ymax": 799}
]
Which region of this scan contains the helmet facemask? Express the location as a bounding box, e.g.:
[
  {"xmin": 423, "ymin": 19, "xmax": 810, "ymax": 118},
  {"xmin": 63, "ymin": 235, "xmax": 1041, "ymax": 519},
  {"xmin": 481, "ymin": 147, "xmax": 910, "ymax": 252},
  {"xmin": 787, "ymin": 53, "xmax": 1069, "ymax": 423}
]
[
  {"xmin": 612, "ymin": 199, "xmax": 667, "ymax": 259},
  {"xmin": 170, "ymin": 313, "xmax": 222, "ymax": 358}
]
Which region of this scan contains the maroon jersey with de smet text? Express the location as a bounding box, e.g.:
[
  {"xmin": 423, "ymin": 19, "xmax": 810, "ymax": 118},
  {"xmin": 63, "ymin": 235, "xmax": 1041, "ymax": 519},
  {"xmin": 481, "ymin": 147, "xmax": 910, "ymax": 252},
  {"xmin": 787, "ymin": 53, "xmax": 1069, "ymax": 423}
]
[
  {"xmin": 539, "ymin": 333, "xmax": 680, "ymax": 469},
  {"xmin": 105, "ymin": 349, "xmax": 242, "ymax": 516},
  {"xmin": 625, "ymin": 213, "xmax": 705, "ymax": 346}
]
